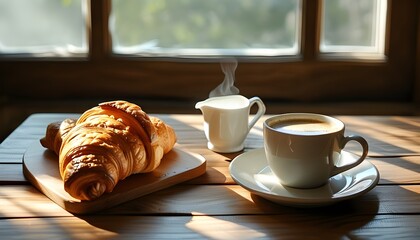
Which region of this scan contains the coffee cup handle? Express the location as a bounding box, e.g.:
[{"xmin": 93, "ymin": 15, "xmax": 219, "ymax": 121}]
[
  {"xmin": 248, "ymin": 97, "xmax": 266, "ymax": 132},
  {"xmin": 332, "ymin": 135, "xmax": 369, "ymax": 176}
]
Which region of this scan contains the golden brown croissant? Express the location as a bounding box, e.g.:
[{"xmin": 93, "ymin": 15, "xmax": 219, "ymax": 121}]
[{"xmin": 40, "ymin": 100, "xmax": 177, "ymax": 201}]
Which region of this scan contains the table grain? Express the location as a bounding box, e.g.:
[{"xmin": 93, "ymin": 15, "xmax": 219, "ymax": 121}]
[{"xmin": 1, "ymin": 114, "xmax": 419, "ymax": 239}]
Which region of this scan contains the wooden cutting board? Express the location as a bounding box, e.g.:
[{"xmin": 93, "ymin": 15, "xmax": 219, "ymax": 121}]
[{"xmin": 23, "ymin": 141, "xmax": 206, "ymax": 214}]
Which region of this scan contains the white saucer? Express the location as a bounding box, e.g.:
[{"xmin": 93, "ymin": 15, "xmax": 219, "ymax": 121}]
[{"xmin": 229, "ymin": 149, "xmax": 379, "ymax": 207}]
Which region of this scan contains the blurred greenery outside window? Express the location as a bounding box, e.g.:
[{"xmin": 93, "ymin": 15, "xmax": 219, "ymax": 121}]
[
  {"xmin": 0, "ymin": 0, "xmax": 387, "ymax": 58},
  {"xmin": 0, "ymin": 0, "xmax": 88, "ymax": 56},
  {"xmin": 320, "ymin": 0, "xmax": 387, "ymax": 54},
  {"xmin": 110, "ymin": 0, "xmax": 301, "ymax": 57}
]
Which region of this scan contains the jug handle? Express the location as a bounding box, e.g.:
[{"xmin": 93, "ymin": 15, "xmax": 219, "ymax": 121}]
[{"xmin": 248, "ymin": 97, "xmax": 266, "ymax": 132}]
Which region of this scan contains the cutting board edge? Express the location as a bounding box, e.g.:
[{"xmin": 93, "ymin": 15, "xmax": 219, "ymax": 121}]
[{"xmin": 22, "ymin": 143, "xmax": 207, "ymax": 214}]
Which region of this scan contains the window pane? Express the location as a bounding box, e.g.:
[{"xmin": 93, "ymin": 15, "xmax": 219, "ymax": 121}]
[
  {"xmin": 110, "ymin": 0, "xmax": 301, "ymax": 57},
  {"xmin": 0, "ymin": 0, "xmax": 88, "ymax": 56},
  {"xmin": 320, "ymin": 0, "xmax": 387, "ymax": 54}
]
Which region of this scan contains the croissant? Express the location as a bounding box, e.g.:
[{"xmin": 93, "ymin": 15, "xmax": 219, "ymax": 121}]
[{"xmin": 40, "ymin": 100, "xmax": 177, "ymax": 201}]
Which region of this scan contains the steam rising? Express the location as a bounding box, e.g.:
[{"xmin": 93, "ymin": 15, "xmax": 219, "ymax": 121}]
[{"xmin": 209, "ymin": 60, "xmax": 240, "ymax": 98}]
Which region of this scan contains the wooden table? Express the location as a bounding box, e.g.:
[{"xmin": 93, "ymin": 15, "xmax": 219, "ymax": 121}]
[{"xmin": 1, "ymin": 113, "xmax": 420, "ymax": 239}]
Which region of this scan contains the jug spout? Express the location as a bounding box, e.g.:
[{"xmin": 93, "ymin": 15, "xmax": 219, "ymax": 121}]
[
  {"xmin": 195, "ymin": 101, "xmax": 203, "ymax": 110},
  {"xmin": 195, "ymin": 99, "xmax": 210, "ymax": 111}
]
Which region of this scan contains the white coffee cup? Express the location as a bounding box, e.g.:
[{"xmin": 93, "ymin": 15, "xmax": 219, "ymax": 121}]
[
  {"xmin": 196, "ymin": 95, "xmax": 266, "ymax": 153},
  {"xmin": 263, "ymin": 113, "xmax": 368, "ymax": 188}
]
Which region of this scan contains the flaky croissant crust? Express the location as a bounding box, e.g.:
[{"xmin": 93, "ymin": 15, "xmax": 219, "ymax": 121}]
[{"xmin": 40, "ymin": 100, "xmax": 176, "ymax": 201}]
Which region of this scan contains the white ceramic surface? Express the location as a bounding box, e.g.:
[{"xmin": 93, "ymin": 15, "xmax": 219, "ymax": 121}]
[
  {"xmin": 229, "ymin": 148, "xmax": 379, "ymax": 207},
  {"xmin": 196, "ymin": 95, "xmax": 265, "ymax": 153}
]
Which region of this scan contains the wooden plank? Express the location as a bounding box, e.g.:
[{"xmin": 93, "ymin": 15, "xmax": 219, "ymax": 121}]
[
  {"xmin": 2, "ymin": 154, "xmax": 420, "ymax": 186},
  {"xmin": 370, "ymin": 156, "xmax": 420, "ymax": 184},
  {"xmin": 0, "ymin": 164, "xmax": 26, "ymax": 183},
  {"xmin": 6, "ymin": 114, "xmax": 420, "ymax": 158},
  {"xmin": 0, "ymin": 186, "xmax": 72, "ymax": 217},
  {"xmin": 105, "ymin": 185, "xmax": 420, "ymax": 216},
  {"xmin": 0, "ymin": 139, "xmax": 39, "ymax": 151},
  {"xmin": 22, "ymin": 113, "xmax": 81, "ymax": 125},
  {"xmin": 0, "ymin": 151, "xmax": 24, "ymax": 163},
  {"xmin": 24, "ymin": 114, "xmax": 420, "ymax": 157},
  {"xmin": 338, "ymin": 116, "xmax": 420, "ymax": 156},
  {"xmin": 0, "ymin": 215, "xmax": 419, "ymax": 239},
  {"xmin": 1, "ymin": 185, "xmax": 419, "ymax": 218}
]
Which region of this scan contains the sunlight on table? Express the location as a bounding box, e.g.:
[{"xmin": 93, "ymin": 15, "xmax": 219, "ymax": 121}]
[{"xmin": 187, "ymin": 214, "xmax": 265, "ymax": 239}]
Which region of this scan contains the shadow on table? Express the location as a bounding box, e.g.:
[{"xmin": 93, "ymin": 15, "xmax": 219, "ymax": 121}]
[
  {"xmin": 248, "ymin": 193, "xmax": 380, "ymax": 239},
  {"xmin": 78, "ymin": 196, "xmax": 379, "ymax": 239}
]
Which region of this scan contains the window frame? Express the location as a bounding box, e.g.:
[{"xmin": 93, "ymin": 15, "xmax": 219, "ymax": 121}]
[{"xmin": 0, "ymin": 0, "xmax": 418, "ymax": 113}]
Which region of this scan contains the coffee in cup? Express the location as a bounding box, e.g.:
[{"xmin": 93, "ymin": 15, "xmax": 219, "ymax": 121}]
[
  {"xmin": 271, "ymin": 118, "xmax": 340, "ymax": 135},
  {"xmin": 263, "ymin": 113, "xmax": 368, "ymax": 188}
]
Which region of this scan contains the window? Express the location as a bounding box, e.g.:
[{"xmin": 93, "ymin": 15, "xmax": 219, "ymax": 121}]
[
  {"xmin": 0, "ymin": 0, "xmax": 418, "ymax": 114},
  {"xmin": 110, "ymin": 0, "xmax": 301, "ymax": 57},
  {"xmin": 0, "ymin": 0, "xmax": 88, "ymax": 56},
  {"xmin": 0, "ymin": 0, "xmax": 389, "ymax": 58},
  {"xmin": 320, "ymin": 0, "xmax": 387, "ymax": 55}
]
